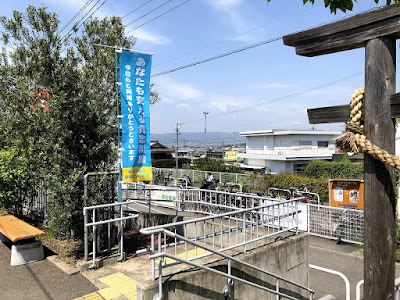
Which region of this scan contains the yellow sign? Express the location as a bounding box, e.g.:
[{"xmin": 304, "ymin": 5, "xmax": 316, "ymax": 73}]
[
  {"xmin": 224, "ymin": 151, "xmax": 237, "ymax": 161},
  {"xmin": 122, "ymin": 166, "xmax": 153, "ymax": 182}
]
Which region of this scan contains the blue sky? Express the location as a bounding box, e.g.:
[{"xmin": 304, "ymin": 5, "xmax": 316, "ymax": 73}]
[{"xmin": 3, "ymin": 0, "xmax": 397, "ymax": 134}]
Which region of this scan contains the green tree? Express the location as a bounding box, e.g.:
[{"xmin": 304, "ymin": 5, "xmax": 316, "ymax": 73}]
[
  {"xmin": 267, "ymin": 0, "xmax": 399, "ymax": 13},
  {"xmin": 191, "ymin": 158, "xmax": 243, "ymax": 173},
  {"xmin": 0, "ymin": 6, "xmax": 156, "ymax": 237}
]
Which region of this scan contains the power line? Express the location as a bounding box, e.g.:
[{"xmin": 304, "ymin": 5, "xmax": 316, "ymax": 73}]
[
  {"xmin": 152, "ymin": 5, "xmax": 383, "ymax": 71},
  {"xmin": 61, "ymin": 0, "xmax": 101, "ymax": 40},
  {"xmin": 180, "ymin": 72, "xmax": 364, "ymax": 125},
  {"xmin": 62, "ymin": 0, "xmax": 108, "ymax": 41},
  {"xmin": 127, "ymin": 0, "xmax": 192, "ymax": 33},
  {"xmin": 151, "ymin": 36, "xmax": 282, "ymax": 78},
  {"xmin": 153, "ymin": 3, "xmax": 321, "ymax": 68},
  {"xmin": 124, "ymin": 0, "xmax": 174, "ymax": 28},
  {"xmin": 58, "ymin": 0, "xmax": 94, "ymax": 35},
  {"xmin": 122, "ymin": 0, "xmax": 155, "ymax": 19}
]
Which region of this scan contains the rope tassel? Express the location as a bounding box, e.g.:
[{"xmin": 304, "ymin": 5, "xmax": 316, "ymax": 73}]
[{"xmin": 333, "ymin": 88, "xmax": 400, "ymax": 171}]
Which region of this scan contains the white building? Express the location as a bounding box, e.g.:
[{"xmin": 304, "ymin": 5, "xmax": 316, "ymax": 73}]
[{"xmin": 237, "ymin": 129, "xmax": 342, "ymax": 174}]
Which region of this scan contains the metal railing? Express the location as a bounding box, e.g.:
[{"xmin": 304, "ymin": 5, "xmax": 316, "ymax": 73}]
[
  {"xmin": 310, "ymin": 264, "xmax": 350, "ymax": 300},
  {"xmin": 356, "ymin": 277, "xmax": 400, "ymax": 300},
  {"xmin": 244, "ymin": 148, "xmax": 335, "ymax": 156},
  {"xmin": 83, "ymin": 200, "xmax": 139, "ymax": 268},
  {"xmin": 153, "ymin": 167, "xmax": 252, "ymax": 185},
  {"xmin": 140, "ymin": 199, "xmax": 301, "ymax": 278},
  {"xmin": 140, "ymin": 199, "xmax": 314, "ymax": 300},
  {"xmin": 308, "ymin": 204, "xmax": 364, "ymax": 244}
]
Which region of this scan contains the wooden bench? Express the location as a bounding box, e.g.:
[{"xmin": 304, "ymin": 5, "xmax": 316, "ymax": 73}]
[{"xmin": 0, "ymin": 215, "xmax": 47, "ymax": 266}]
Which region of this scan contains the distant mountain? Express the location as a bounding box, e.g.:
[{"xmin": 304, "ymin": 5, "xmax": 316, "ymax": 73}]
[{"xmin": 151, "ymin": 132, "xmax": 246, "ymax": 147}]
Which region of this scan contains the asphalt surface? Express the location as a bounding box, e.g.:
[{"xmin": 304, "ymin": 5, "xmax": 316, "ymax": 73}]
[
  {"xmin": 0, "ymin": 242, "xmax": 97, "ymax": 300},
  {"xmin": 308, "ymin": 235, "xmax": 400, "ymax": 299},
  {"xmin": 1, "ymin": 215, "xmax": 400, "ymax": 300}
]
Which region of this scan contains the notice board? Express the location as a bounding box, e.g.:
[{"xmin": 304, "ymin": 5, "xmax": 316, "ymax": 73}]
[{"xmin": 329, "ymin": 179, "xmax": 364, "ymax": 210}]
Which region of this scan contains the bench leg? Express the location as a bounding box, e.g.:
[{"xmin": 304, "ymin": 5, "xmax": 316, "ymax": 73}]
[
  {"xmin": 11, "ymin": 241, "xmax": 44, "ymax": 266},
  {"xmin": 0, "ymin": 232, "xmax": 10, "ymax": 243}
]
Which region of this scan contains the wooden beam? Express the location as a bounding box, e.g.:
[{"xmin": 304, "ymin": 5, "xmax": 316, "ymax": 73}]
[
  {"xmin": 364, "ymin": 36, "xmax": 396, "ymax": 300},
  {"xmin": 283, "ymin": 3, "xmax": 400, "ymax": 57},
  {"xmin": 390, "ymin": 92, "xmax": 400, "ymax": 117},
  {"xmin": 307, "ymin": 104, "xmax": 358, "ymax": 124},
  {"xmin": 307, "ymin": 93, "xmax": 400, "ymax": 124}
]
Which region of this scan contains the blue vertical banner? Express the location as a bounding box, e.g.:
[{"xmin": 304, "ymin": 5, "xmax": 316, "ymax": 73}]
[{"xmin": 120, "ymin": 50, "xmax": 153, "ymax": 182}]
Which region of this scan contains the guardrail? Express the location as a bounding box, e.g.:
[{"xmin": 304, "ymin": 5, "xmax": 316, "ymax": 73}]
[
  {"xmin": 153, "ymin": 167, "xmax": 252, "ymax": 185},
  {"xmin": 140, "ymin": 199, "xmax": 302, "ymax": 279},
  {"xmin": 308, "ymin": 204, "xmax": 363, "ymax": 244},
  {"xmin": 310, "ymin": 264, "xmax": 350, "ymax": 300},
  {"xmin": 140, "ymin": 199, "xmax": 313, "ymax": 300},
  {"xmin": 83, "ymin": 201, "xmax": 139, "ymax": 268}
]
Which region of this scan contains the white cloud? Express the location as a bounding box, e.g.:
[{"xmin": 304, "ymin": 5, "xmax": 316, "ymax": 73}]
[
  {"xmin": 154, "ymin": 77, "xmax": 203, "ymax": 102},
  {"xmin": 130, "ymin": 28, "xmax": 170, "ymax": 45},
  {"xmin": 209, "ymin": 95, "xmax": 245, "ymax": 112},
  {"xmin": 177, "ymin": 103, "xmax": 192, "ymax": 111},
  {"xmin": 44, "ymin": 0, "xmax": 170, "ymax": 46}
]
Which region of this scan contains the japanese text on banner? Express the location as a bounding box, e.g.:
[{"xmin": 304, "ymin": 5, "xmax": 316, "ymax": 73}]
[{"xmin": 120, "ymin": 51, "xmax": 153, "ymax": 182}]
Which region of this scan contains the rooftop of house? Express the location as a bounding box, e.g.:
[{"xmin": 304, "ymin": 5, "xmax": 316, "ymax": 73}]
[{"xmin": 239, "ymin": 129, "xmax": 342, "ymax": 137}]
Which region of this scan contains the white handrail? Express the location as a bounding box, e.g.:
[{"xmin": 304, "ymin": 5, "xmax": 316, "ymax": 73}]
[
  {"xmin": 309, "ymin": 264, "xmax": 350, "ymax": 300},
  {"xmin": 147, "ymin": 229, "xmax": 314, "ymax": 300},
  {"xmin": 356, "ymin": 277, "xmax": 400, "ymax": 300},
  {"xmin": 356, "ymin": 279, "xmax": 364, "ymax": 300}
]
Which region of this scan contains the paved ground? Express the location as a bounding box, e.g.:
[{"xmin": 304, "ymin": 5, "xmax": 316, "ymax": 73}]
[
  {"xmin": 308, "ymin": 235, "xmax": 400, "ymax": 299},
  {"xmin": 2, "ymin": 222, "xmax": 400, "ymax": 299},
  {"xmin": 0, "ymin": 242, "xmax": 97, "ymax": 300}
]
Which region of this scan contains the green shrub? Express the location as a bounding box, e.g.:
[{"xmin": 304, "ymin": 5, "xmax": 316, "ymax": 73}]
[
  {"xmin": 153, "ymin": 158, "xmax": 191, "ymax": 168},
  {"xmin": 248, "ymin": 172, "xmax": 329, "ymax": 203},
  {"xmin": 304, "ymin": 160, "xmax": 363, "ymax": 179},
  {"xmin": 191, "ymin": 158, "xmax": 243, "ymax": 173}
]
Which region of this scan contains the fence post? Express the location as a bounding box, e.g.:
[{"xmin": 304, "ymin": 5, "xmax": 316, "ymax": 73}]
[
  {"xmin": 84, "ymin": 208, "xmax": 88, "ymax": 261},
  {"xmin": 276, "ymin": 279, "xmax": 280, "ymax": 300},
  {"xmin": 296, "ymin": 201, "xmax": 299, "ymax": 234},
  {"xmin": 243, "ymin": 211, "xmax": 247, "ymax": 253},
  {"xmin": 151, "ymin": 234, "xmax": 155, "ymax": 281},
  {"xmin": 91, "ymin": 209, "xmax": 96, "ymax": 268}
]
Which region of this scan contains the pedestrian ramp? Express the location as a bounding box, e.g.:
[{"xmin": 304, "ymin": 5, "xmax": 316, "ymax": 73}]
[{"xmin": 74, "ymin": 272, "xmax": 137, "ymax": 300}]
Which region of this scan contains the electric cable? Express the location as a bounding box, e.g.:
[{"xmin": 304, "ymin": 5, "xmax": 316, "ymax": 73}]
[
  {"xmin": 122, "ymin": 0, "xmax": 155, "ymax": 19},
  {"xmin": 179, "ymin": 72, "xmax": 364, "ymax": 125},
  {"xmin": 62, "ymin": 0, "xmax": 108, "ymax": 41},
  {"xmin": 151, "ymin": 36, "xmax": 282, "ymax": 78},
  {"xmin": 124, "ymin": 0, "xmax": 174, "ymax": 28},
  {"xmin": 58, "ymin": 0, "xmax": 94, "ymax": 35},
  {"xmin": 127, "ymin": 0, "xmax": 192, "ymax": 33}
]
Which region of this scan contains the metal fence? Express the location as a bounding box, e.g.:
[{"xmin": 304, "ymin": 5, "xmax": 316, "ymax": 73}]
[
  {"xmin": 83, "ymin": 200, "xmax": 139, "ymax": 268},
  {"xmin": 17, "ymin": 183, "xmax": 47, "ymax": 221},
  {"xmin": 308, "ymin": 204, "xmax": 364, "ymax": 244},
  {"xmin": 152, "ymin": 167, "xmax": 254, "ymax": 185},
  {"xmin": 140, "ymin": 199, "xmax": 315, "ymax": 299},
  {"xmin": 140, "ymin": 198, "xmax": 301, "ymax": 278}
]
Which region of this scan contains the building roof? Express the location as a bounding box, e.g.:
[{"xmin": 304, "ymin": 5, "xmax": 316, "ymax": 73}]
[{"xmin": 239, "ymin": 129, "xmax": 342, "ymax": 137}]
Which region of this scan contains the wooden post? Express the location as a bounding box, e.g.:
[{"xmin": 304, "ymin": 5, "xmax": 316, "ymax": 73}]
[
  {"xmin": 283, "ymin": 6, "xmax": 400, "ymax": 297},
  {"xmin": 364, "ymin": 37, "xmax": 396, "ymax": 299}
]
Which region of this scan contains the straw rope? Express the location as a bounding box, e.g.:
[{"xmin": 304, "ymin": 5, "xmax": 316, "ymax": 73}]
[{"xmin": 333, "ymin": 88, "xmax": 400, "ymax": 170}]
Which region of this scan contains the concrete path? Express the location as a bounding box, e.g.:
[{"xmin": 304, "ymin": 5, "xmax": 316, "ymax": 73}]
[
  {"xmin": 0, "ymin": 242, "xmax": 97, "ymax": 300},
  {"xmin": 308, "ymin": 235, "xmax": 400, "ymax": 299}
]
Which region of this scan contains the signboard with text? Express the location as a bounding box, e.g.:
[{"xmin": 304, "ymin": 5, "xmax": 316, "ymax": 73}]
[
  {"xmin": 120, "ymin": 51, "xmax": 153, "ymax": 182},
  {"xmin": 329, "ymin": 179, "xmax": 364, "ymax": 210}
]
